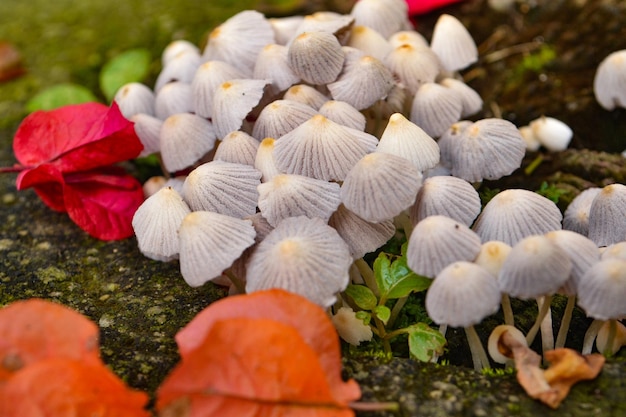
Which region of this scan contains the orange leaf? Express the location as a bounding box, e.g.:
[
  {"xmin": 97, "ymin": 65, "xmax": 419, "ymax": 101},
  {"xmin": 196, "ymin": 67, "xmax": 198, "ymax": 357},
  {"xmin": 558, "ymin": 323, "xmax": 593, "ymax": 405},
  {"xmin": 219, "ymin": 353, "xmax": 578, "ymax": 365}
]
[
  {"xmin": 0, "ymin": 358, "xmax": 149, "ymax": 417},
  {"xmin": 175, "ymin": 289, "xmax": 359, "ymax": 405},
  {"xmin": 0, "ymin": 299, "xmax": 100, "ymax": 381},
  {"xmin": 158, "ymin": 317, "xmax": 358, "ymax": 417}
]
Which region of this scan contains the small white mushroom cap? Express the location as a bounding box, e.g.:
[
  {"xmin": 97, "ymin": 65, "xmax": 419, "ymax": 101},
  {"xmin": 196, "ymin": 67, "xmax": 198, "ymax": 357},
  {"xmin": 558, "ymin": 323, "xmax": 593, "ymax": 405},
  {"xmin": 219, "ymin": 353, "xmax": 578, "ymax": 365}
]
[
  {"xmin": 437, "ymin": 120, "xmax": 472, "ymax": 169},
  {"xmin": 318, "ymin": 100, "xmax": 366, "ymax": 131},
  {"xmin": 473, "ymin": 189, "xmax": 563, "ymax": 246},
  {"xmin": 588, "ymin": 183, "xmax": 626, "ymax": 247},
  {"xmin": 328, "ymin": 55, "xmax": 395, "ymax": 110},
  {"xmin": 114, "ymin": 82, "xmax": 155, "ymax": 118},
  {"xmin": 131, "ymin": 113, "xmax": 162, "ymax": 157},
  {"xmin": 182, "ymin": 160, "xmax": 262, "ymax": 217},
  {"xmin": 577, "ymin": 258, "xmax": 626, "ymax": 320},
  {"xmin": 257, "ymin": 174, "xmax": 341, "ymax": 227},
  {"xmin": 545, "ymin": 230, "xmax": 600, "ymax": 296},
  {"xmin": 288, "ymin": 31, "xmax": 345, "ymax": 85},
  {"xmin": 529, "ymin": 116, "xmax": 573, "ymax": 152},
  {"xmin": 498, "ymin": 234, "xmax": 572, "ymax": 299},
  {"xmin": 601, "ymin": 241, "xmax": 626, "ymax": 261},
  {"xmin": 245, "ymin": 216, "xmax": 352, "ymax": 307},
  {"xmin": 410, "ymin": 175, "xmax": 481, "ymax": 227},
  {"xmin": 191, "ymin": 60, "xmax": 247, "ymax": 119},
  {"xmin": 269, "ymin": 16, "xmax": 304, "ymax": 45},
  {"xmin": 273, "ymin": 114, "xmax": 372, "ymax": 181},
  {"xmin": 593, "ymin": 49, "xmax": 626, "ymax": 110},
  {"xmin": 202, "ymin": 10, "xmax": 275, "ymax": 77},
  {"xmin": 377, "ymin": 113, "xmax": 440, "ymax": 172},
  {"xmin": 407, "ymin": 215, "xmax": 482, "ymax": 278},
  {"xmin": 388, "ymin": 30, "xmax": 429, "ymax": 49},
  {"xmin": 160, "ymin": 113, "xmax": 216, "ymax": 173},
  {"xmin": 563, "ymin": 187, "xmax": 602, "ymax": 236},
  {"xmin": 162, "ymin": 40, "xmax": 200, "ymax": 66},
  {"xmin": 518, "ymin": 125, "xmax": 541, "ymax": 152},
  {"xmin": 474, "ymin": 241, "xmax": 512, "ymax": 278},
  {"xmin": 253, "ymin": 44, "xmax": 300, "ymax": 95},
  {"xmin": 430, "ymin": 14, "xmax": 478, "ymax": 72},
  {"xmin": 290, "ymin": 12, "xmax": 355, "ymax": 43},
  {"xmin": 439, "ymin": 78, "xmax": 483, "ymax": 118},
  {"xmin": 341, "ymin": 152, "xmax": 423, "ymax": 223},
  {"xmin": 213, "ymin": 78, "xmax": 270, "ymax": 139},
  {"xmin": 328, "ymin": 204, "xmax": 395, "ymax": 259},
  {"xmin": 283, "ymin": 84, "xmax": 329, "ymax": 109},
  {"xmin": 331, "ymin": 306, "xmax": 373, "ymax": 346},
  {"xmin": 410, "ymin": 82, "xmax": 463, "ymax": 138},
  {"xmin": 155, "ymin": 50, "xmax": 201, "ymax": 92},
  {"xmin": 214, "ymin": 131, "xmax": 259, "ymax": 166},
  {"xmin": 445, "ymin": 118, "xmax": 526, "ymax": 182},
  {"xmin": 350, "ymin": 0, "xmax": 409, "ymax": 39},
  {"xmin": 252, "ymin": 99, "xmax": 317, "ymax": 140},
  {"xmin": 132, "ymin": 186, "xmax": 191, "ymax": 262},
  {"xmin": 347, "ymin": 25, "xmax": 392, "ymax": 61},
  {"xmin": 178, "ymin": 211, "xmax": 256, "ymax": 287},
  {"xmin": 426, "ymin": 261, "xmax": 501, "ymax": 328},
  {"xmin": 254, "ymin": 138, "xmax": 281, "ymax": 182},
  {"xmin": 154, "ymin": 81, "xmax": 193, "ymax": 120},
  {"xmin": 384, "ymin": 44, "xmax": 440, "ymax": 95}
]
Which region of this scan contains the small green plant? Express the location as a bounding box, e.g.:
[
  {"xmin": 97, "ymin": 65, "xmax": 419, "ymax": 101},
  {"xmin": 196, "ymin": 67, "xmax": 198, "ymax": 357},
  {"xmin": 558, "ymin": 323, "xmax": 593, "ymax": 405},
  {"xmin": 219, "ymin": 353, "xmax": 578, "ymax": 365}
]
[{"xmin": 536, "ymin": 181, "xmax": 568, "ymax": 204}]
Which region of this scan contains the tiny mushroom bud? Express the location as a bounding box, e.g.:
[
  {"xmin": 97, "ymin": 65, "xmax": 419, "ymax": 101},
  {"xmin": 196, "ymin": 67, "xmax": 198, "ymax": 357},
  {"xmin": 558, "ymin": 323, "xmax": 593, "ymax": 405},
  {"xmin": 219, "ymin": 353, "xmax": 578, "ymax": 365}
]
[{"xmin": 529, "ymin": 116, "xmax": 573, "ymax": 152}]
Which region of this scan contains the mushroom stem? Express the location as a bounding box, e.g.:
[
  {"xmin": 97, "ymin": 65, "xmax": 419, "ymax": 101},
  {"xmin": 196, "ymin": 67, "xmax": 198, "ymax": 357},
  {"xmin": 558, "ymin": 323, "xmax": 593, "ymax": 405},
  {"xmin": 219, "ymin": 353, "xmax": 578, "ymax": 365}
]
[
  {"xmin": 555, "ymin": 294, "xmax": 576, "ymax": 348},
  {"xmin": 539, "ymin": 300, "xmax": 554, "ymax": 353},
  {"xmin": 394, "ymin": 211, "xmax": 413, "ymax": 239},
  {"xmin": 354, "ymin": 258, "xmax": 379, "ymax": 296},
  {"xmin": 388, "ymin": 296, "xmax": 408, "ymax": 328},
  {"xmin": 501, "ymin": 294, "xmax": 514, "ymax": 326},
  {"xmin": 582, "ymin": 319, "xmax": 604, "ymax": 355},
  {"xmin": 431, "ymin": 324, "xmax": 448, "ymax": 363},
  {"xmin": 602, "ymin": 319, "xmax": 618, "ymax": 357},
  {"xmin": 465, "ymin": 325, "xmax": 490, "ymax": 371},
  {"xmin": 224, "ymin": 269, "xmax": 246, "ymax": 294},
  {"xmin": 525, "ymin": 294, "xmax": 552, "ymax": 346}
]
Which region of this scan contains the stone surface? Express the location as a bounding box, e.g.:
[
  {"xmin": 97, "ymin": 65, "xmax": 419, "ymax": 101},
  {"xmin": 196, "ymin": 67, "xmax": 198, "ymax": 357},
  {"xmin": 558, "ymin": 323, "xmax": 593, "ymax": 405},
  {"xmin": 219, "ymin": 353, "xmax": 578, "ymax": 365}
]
[{"xmin": 0, "ymin": 0, "xmax": 625, "ymax": 415}]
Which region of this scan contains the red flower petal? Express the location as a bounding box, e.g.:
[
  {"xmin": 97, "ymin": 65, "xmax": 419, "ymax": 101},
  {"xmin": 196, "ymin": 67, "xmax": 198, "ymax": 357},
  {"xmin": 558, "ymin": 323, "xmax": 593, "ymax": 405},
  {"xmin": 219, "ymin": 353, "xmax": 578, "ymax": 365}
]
[
  {"xmin": 16, "ymin": 163, "xmax": 66, "ymax": 211},
  {"xmin": 406, "ymin": 0, "xmax": 464, "ymax": 15}
]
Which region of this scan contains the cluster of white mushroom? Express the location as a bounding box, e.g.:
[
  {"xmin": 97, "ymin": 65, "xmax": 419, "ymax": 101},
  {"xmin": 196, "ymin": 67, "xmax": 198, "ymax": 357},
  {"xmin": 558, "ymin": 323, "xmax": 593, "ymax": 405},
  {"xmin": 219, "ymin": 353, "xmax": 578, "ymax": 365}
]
[{"xmin": 119, "ymin": 0, "xmax": 625, "ymax": 362}]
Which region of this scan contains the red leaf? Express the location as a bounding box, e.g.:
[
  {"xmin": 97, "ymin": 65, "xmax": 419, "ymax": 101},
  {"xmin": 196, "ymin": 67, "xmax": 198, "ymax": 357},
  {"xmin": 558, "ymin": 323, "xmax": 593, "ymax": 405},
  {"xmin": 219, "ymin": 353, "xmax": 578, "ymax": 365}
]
[
  {"xmin": 175, "ymin": 289, "xmax": 358, "ymax": 405},
  {"xmin": 0, "ymin": 299, "xmax": 100, "ymax": 382},
  {"xmin": 157, "ymin": 318, "xmax": 358, "ymax": 417},
  {"xmin": 0, "ymin": 358, "xmax": 149, "ymax": 417},
  {"xmin": 406, "ymin": 0, "xmax": 464, "ymax": 15}
]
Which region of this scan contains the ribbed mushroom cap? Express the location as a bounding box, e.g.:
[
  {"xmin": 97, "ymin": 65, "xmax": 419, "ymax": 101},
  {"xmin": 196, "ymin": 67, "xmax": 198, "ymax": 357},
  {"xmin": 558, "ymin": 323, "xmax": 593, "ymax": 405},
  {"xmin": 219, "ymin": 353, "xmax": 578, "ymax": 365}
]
[
  {"xmin": 254, "ymin": 138, "xmax": 281, "ymax": 182},
  {"xmin": 498, "ymin": 235, "xmax": 572, "ymax": 299},
  {"xmin": 269, "ymin": 16, "xmax": 304, "ymax": 45},
  {"xmin": 341, "ymin": 152, "xmax": 423, "ymax": 222},
  {"xmin": 430, "ymin": 14, "xmax": 478, "ymax": 72},
  {"xmin": 160, "ymin": 113, "xmax": 216, "ymax": 173},
  {"xmin": 251, "ymin": 99, "xmax": 317, "ymax": 140},
  {"xmin": 114, "ymin": 82, "xmax": 155, "ymax": 118},
  {"xmin": 384, "ymin": 44, "xmax": 440, "ymax": 95},
  {"xmin": 257, "ymin": 173, "xmax": 341, "ymax": 227},
  {"xmin": 426, "ymin": 261, "xmax": 501, "ymax": 328},
  {"xmin": 577, "ymin": 258, "xmax": 626, "ymax": 320},
  {"xmin": 131, "ymin": 113, "xmax": 162, "ymax": 157},
  {"xmin": 178, "ymin": 211, "xmax": 256, "ymax": 287},
  {"xmin": 350, "ymin": 0, "xmax": 409, "ymax": 38},
  {"xmin": 410, "ymin": 175, "xmax": 481, "ymax": 227},
  {"xmin": 328, "ymin": 204, "xmax": 395, "ymax": 259},
  {"xmin": 290, "ymin": 12, "xmax": 355, "ymax": 42},
  {"xmin": 318, "ymin": 100, "xmax": 366, "ymax": 131},
  {"xmin": 202, "ymin": 10, "xmax": 275, "ymax": 77},
  {"xmin": 545, "ymin": 230, "xmax": 600, "ymax": 296},
  {"xmin": 155, "ymin": 50, "xmax": 201, "ymax": 92},
  {"xmin": 132, "ymin": 186, "xmax": 191, "ymax": 262},
  {"xmin": 407, "ymin": 215, "xmax": 482, "ymax": 278},
  {"xmin": 213, "ymin": 78, "xmax": 270, "ymax": 139},
  {"xmin": 287, "ymin": 31, "xmax": 344, "ymax": 85},
  {"xmin": 474, "ymin": 241, "xmax": 512, "ymax": 278},
  {"xmin": 439, "ymin": 78, "xmax": 483, "ymax": 118},
  {"xmin": 593, "ymin": 49, "xmax": 626, "ymax": 110},
  {"xmin": 162, "ymin": 40, "xmax": 200, "ymax": 66},
  {"xmin": 229, "ymin": 212, "xmax": 274, "ymax": 282},
  {"xmin": 246, "ymin": 216, "xmax": 352, "ymax": 307},
  {"xmin": 191, "ymin": 60, "xmax": 247, "ymax": 119},
  {"xmin": 388, "ymin": 30, "xmax": 429, "ymax": 49},
  {"xmin": 562, "ymin": 187, "xmax": 601, "ymax": 236},
  {"xmin": 437, "ymin": 120, "xmax": 472, "ymax": 169},
  {"xmin": 347, "ymin": 25, "xmax": 393, "ymax": 61},
  {"xmin": 473, "ymin": 189, "xmax": 563, "ymax": 246},
  {"xmin": 588, "ymin": 183, "xmax": 626, "ymax": 247},
  {"xmin": 182, "ymin": 160, "xmax": 262, "ymax": 217},
  {"xmin": 328, "ymin": 55, "xmax": 395, "ymax": 110},
  {"xmin": 253, "ymin": 44, "xmax": 300, "ymax": 95},
  {"xmin": 601, "ymin": 241, "xmax": 626, "ymax": 261},
  {"xmin": 283, "ymin": 84, "xmax": 329, "ymax": 109},
  {"xmin": 154, "ymin": 81, "xmax": 193, "ymax": 120},
  {"xmin": 377, "ymin": 113, "xmax": 440, "ymax": 172},
  {"xmin": 273, "ymin": 114, "xmax": 372, "ymax": 181},
  {"xmin": 214, "ymin": 131, "xmax": 259, "ymax": 166},
  {"xmin": 410, "ymin": 82, "xmax": 463, "ymax": 138}
]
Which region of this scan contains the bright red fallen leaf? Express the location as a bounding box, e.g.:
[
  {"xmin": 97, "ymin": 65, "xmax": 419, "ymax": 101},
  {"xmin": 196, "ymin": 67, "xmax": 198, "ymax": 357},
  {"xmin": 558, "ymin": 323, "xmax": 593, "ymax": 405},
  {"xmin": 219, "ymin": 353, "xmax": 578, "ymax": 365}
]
[
  {"xmin": 0, "ymin": 41, "xmax": 25, "ymax": 82},
  {"xmin": 0, "ymin": 298, "xmax": 100, "ymax": 382},
  {"xmin": 158, "ymin": 318, "xmax": 358, "ymax": 417},
  {"xmin": 175, "ymin": 289, "xmax": 358, "ymax": 405},
  {"xmin": 406, "ymin": 0, "xmax": 464, "ymax": 15},
  {"xmin": 8, "ymin": 102, "xmax": 144, "ymax": 240},
  {"xmin": 0, "ymin": 358, "xmax": 149, "ymax": 417}
]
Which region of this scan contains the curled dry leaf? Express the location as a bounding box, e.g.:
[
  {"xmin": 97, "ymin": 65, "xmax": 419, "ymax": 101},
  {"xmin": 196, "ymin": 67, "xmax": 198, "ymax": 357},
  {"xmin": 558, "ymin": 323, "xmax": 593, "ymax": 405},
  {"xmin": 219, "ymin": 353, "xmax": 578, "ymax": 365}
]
[
  {"xmin": 499, "ymin": 329, "xmax": 605, "ymax": 409},
  {"xmin": 0, "ymin": 41, "xmax": 25, "ymax": 82}
]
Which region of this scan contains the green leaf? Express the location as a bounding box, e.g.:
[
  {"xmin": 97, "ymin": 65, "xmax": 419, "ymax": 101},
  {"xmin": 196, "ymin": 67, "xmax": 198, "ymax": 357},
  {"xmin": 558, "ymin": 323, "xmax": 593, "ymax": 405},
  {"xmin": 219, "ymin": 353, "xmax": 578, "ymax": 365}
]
[
  {"xmin": 407, "ymin": 323, "xmax": 447, "ymax": 362},
  {"xmin": 100, "ymin": 48, "xmax": 151, "ymax": 101},
  {"xmin": 355, "ymin": 311, "xmax": 371, "ymax": 325},
  {"xmin": 345, "ymin": 284, "xmax": 377, "ymax": 310},
  {"xmin": 374, "ymin": 252, "xmax": 431, "ymax": 301},
  {"xmin": 373, "ymin": 252, "xmax": 394, "ymax": 296},
  {"xmin": 25, "ymin": 83, "xmax": 99, "ymax": 112},
  {"xmin": 373, "ymin": 305, "xmax": 391, "ymax": 325}
]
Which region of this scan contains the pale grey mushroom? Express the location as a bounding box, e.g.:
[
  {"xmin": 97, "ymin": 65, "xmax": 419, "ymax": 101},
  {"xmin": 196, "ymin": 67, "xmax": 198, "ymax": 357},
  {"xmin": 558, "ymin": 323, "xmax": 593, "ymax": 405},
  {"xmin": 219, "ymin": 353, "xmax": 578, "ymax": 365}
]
[
  {"xmin": 350, "ymin": 0, "xmax": 409, "ymax": 39},
  {"xmin": 131, "ymin": 113, "xmax": 162, "ymax": 157},
  {"xmin": 283, "ymin": 84, "xmax": 329, "ymax": 109},
  {"xmin": 318, "ymin": 100, "xmax": 367, "ymax": 131},
  {"xmin": 159, "ymin": 113, "xmax": 216, "ymax": 173},
  {"xmin": 287, "ymin": 31, "xmax": 344, "ymax": 85},
  {"xmin": 154, "ymin": 81, "xmax": 193, "ymax": 120},
  {"xmin": 430, "ymin": 14, "xmax": 478, "ymax": 72},
  {"xmin": 562, "ymin": 187, "xmax": 602, "ymax": 236},
  {"xmin": 384, "ymin": 44, "xmax": 440, "ymax": 95},
  {"xmin": 212, "ymin": 78, "xmax": 270, "ymax": 139},
  {"xmin": 191, "ymin": 60, "xmax": 246, "ymax": 119},
  {"xmin": 114, "ymin": 82, "xmax": 155, "ymax": 118},
  {"xmin": 410, "ymin": 82, "xmax": 463, "ymax": 138},
  {"xmin": 347, "ymin": 25, "xmax": 393, "ymax": 61},
  {"xmin": 253, "ymin": 44, "xmax": 300, "ymax": 95},
  {"xmin": 214, "ymin": 131, "xmax": 260, "ymax": 166},
  {"xmin": 155, "ymin": 49, "xmax": 201, "ymax": 92},
  {"xmin": 252, "ymin": 99, "xmax": 317, "ymax": 140},
  {"xmin": 593, "ymin": 49, "xmax": 626, "ymax": 110},
  {"xmin": 588, "ymin": 183, "xmax": 626, "ymax": 247}
]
